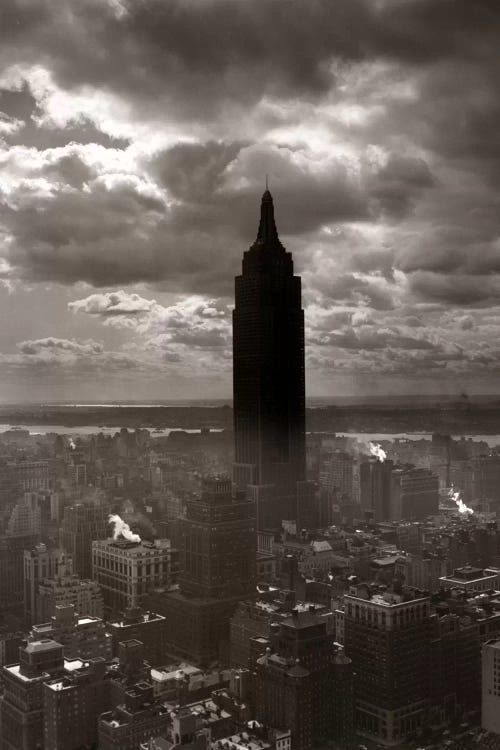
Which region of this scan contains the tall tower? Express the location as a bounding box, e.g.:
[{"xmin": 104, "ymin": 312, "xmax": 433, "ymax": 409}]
[{"xmin": 233, "ymin": 190, "xmax": 310, "ymax": 529}]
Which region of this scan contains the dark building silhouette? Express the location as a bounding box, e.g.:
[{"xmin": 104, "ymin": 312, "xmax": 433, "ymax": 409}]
[
  {"xmin": 147, "ymin": 476, "xmax": 256, "ymax": 666},
  {"xmin": 360, "ymin": 458, "xmax": 394, "ymax": 522},
  {"xmin": 1, "ymin": 639, "xmax": 66, "ymax": 750},
  {"xmin": 233, "ymin": 190, "xmax": 314, "ymax": 530},
  {"xmin": 43, "ymin": 657, "xmax": 108, "ymax": 750},
  {"xmin": 0, "ymin": 534, "xmax": 38, "ymax": 618},
  {"xmin": 389, "ymin": 466, "xmax": 439, "ymax": 521},
  {"xmin": 253, "ymin": 611, "xmax": 354, "ymax": 750},
  {"xmin": 180, "ymin": 476, "xmax": 256, "ymax": 600},
  {"xmin": 60, "ymin": 503, "xmax": 110, "ymax": 580},
  {"xmin": 107, "ymin": 607, "xmax": 167, "ymax": 668},
  {"xmin": 344, "ymin": 588, "xmax": 432, "ymax": 744}
]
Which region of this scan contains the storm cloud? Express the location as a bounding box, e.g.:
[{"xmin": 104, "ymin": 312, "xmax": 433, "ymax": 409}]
[{"xmin": 0, "ymin": 0, "xmax": 499, "ymax": 398}]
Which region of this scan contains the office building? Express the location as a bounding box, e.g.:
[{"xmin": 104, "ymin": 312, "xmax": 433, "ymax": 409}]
[
  {"xmin": 107, "ymin": 607, "xmax": 167, "ymax": 667},
  {"xmin": 482, "ymin": 639, "xmax": 500, "ymax": 735},
  {"xmin": 320, "ymin": 450, "xmax": 360, "ymax": 516},
  {"xmin": 180, "ymin": 476, "xmax": 255, "ymax": 600},
  {"xmin": 67, "ymin": 462, "xmax": 87, "ymax": 487},
  {"xmin": 31, "ymin": 604, "xmax": 113, "ymax": 661},
  {"xmin": 360, "ymin": 458, "xmax": 394, "ymax": 522},
  {"xmin": 439, "ymin": 564, "xmax": 500, "ymax": 593},
  {"xmin": 472, "ymin": 455, "xmax": 500, "ymax": 502},
  {"xmin": 254, "ymin": 611, "xmax": 354, "ymax": 750},
  {"xmin": 137, "ymin": 700, "xmax": 233, "ymax": 750},
  {"xmin": 6, "ymin": 495, "xmax": 41, "ymax": 538},
  {"xmin": 394, "ymin": 554, "xmax": 449, "ymax": 593},
  {"xmin": 36, "ymin": 555, "xmax": 104, "ymax": 621},
  {"xmin": 98, "ymin": 683, "xmax": 171, "ymax": 750},
  {"xmin": 344, "ymin": 587, "xmax": 432, "ymax": 745},
  {"xmin": 230, "ymin": 596, "xmax": 333, "ymax": 669},
  {"xmin": 390, "ymin": 467, "xmax": 439, "ymax": 521},
  {"xmin": 0, "ymin": 534, "xmax": 38, "ymax": 617},
  {"xmin": 0, "ymin": 638, "xmax": 65, "ymax": 750},
  {"xmin": 93, "ymin": 537, "xmax": 176, "ymax": 614},
  {"xmin": 395, "ymin": 523, "xmax": 423, "ymax": 555},
  {"xmin": 233, "ymin": 190, "xmax": 314, "ymax": 529},
  {"xmin": 150, "ymin": 661, "xmax": 230, "ymax": 702},
  {"xmin": 24, "ymin": 544, "xmax": 68, "ymax": 625},
  {"xmin": 148, "ymin": 476, "xmax": 256, "ymax": 666},
  {"xmin": 43, "ymin": 658, "xmax": 109, "ymax": 750},
  {"xmin": 60, "ymin": 503, "xmax": 110, "ymax": 579},
  {"xmin": 13, "ymin": 461, "xmax": 51, "ymax": 492},
  {"xmin": 0, "ymin": 460, "xmax": 21, "ymax": 507}
]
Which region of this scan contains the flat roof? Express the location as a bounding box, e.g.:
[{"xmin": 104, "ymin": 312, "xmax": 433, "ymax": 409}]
[
  {"xmin": 4, "ymin": 664, "xmax": 50, "ymax": 683},
  {"xmin": 345, "ymin": 593, "xmax": 429, "ymax": 608},
  {"xmin": 25, "ymin": 639, "xmax": 62, "ymax": 653}
]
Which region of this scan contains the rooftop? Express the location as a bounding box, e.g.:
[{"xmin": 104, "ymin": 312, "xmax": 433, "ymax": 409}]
[
  {"xmin": 345, "ymin": 591, "xmax": 429, "ymax": 608},
  {"xmin": 25, "ymin": 638, "xmax": 62, "ymax": 653}
]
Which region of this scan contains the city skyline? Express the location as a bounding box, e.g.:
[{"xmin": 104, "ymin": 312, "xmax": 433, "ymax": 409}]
[{"xmin": 0, "ymin": 1, "xmax": 499, "ymax": 401}]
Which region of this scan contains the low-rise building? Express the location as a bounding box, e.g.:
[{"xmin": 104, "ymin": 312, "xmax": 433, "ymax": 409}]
[
  {"xmin": 439, "ymin": 565, "xmax": 500, "ymax": 593},
  {"xmin": 98, "ymin": 683, "xmax": 171, "ymax": 750},
  {"xmin": 151, "ymin": 661, "xmax": 231, "ymax": 701},
  {"xmin": 107, "ymin": 607, "xmax": 168, "ymax": 667},
  {"xmin": 230, "ymin": 595, "xmax": 333, "ymax": 669},
  {"xmin": 36, "ymin": 556, "xmax": 104, "ymax": 621},
  {"xmin": 31, "ymin": 603, "xmax": 113, "ymax": 661}
]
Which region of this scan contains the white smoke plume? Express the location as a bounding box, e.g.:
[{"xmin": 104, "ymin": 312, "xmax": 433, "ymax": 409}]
[
  {"xmin": 369, "ymin": 442, "xmax": 387, "ymax": 463},
  {"xmin": 108, "ymin": 514, "xmax": 141, "ymax": 542},
  {"xmin": 69, "ymin": 439, "xmax": 76, "ymax": 450},
  {"xmin": 448, "ymin": 488, "xmax": 474, "ymax": 515}
]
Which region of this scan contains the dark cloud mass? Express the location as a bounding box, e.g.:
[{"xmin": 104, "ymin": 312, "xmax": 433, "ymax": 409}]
[{"xmin": 0, "ymin": 0, "xmax": 499, "ymax": 397}]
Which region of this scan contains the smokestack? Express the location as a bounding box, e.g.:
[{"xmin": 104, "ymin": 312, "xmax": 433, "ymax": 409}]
[{"xmin": 108, "ymin": 514, "xmax": 141, "ymax": 542}]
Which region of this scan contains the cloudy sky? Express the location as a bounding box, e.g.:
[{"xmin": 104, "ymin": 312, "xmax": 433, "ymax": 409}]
[{"xmin": 0, "ymin": 0, "xmax": 499, "ymax": 402}]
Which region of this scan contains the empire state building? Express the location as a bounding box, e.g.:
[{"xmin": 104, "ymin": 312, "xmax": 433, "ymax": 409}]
[{"xmin": 233, "ymin": 190, "xmax": 315, "ymax": 529}]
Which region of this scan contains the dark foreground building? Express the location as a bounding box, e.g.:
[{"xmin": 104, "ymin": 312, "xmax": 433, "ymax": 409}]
[
  {"xmin": 344, "ymin": 588, "xmax": 433, "ymax": 745},
  {"xmin": 233, "ymin": 190, "xmax": 315, "ymax": 530},
  {"xmin": 253, "ymin": 610, "xmax": 354, "ymax": 750}
]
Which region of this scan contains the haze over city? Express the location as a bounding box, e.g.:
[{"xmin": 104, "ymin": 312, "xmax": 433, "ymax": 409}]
[{"xmin": 0, "ymin": 1, "xmax": 499, "ymax": 401}]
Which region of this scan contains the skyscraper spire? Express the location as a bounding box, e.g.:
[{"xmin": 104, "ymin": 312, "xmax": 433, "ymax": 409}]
[
  {"xmin": 256, "ymin": 187, "xmax": 280, "ymax": 245},
  {"xmin": 234, "ymin": 190, "xmax": 307, "ymax": 530}
]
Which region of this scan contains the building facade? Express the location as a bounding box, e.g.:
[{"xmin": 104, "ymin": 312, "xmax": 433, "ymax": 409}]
[
  {"xmin": 24, "ymin": 544, "xmax": 68, "ymax": 626},
  {"xmin": 390, "ymin": 467, "xmax": 439, "ymax": 521},
  {"xmin": 59, "ymin": 503, "xmax": 110, "ymax": 580},
  {"xmin": 344, "ymin": 589, "xmax": 432, "ymax": 745},
  {"xmin": 31, "ymin": 603, "xmax": 113, "ymax": 661},
  {"xmin": 36, "ymin": 556, "xmax": 104, "ymax": 622},
  {"xmin": 360, "ymin": 458, "xmax": 394, "ymax": 522},
  {"xmin": 0, "ymin": 639, "xmax": 65, "ymax": 750},
  {"xmin": 147, "ymin": 476, "xmax": 256, "ymax": 666},
  {"xmin": 43, "ymin": 658, "xmax": 109, "ymax": 750},
  {"xmin": 92, "ymin": 537, "xmax": 176, "ymax": 614},
  {"xmin": 107, "ymin": 607, "xmax": 167, "ymax": 667},
  {"xmin": 482, "ymin": 639, "xmax": 500, "ymax": 736},
  {"xmin": 254, "ymin": 611, "xmax": 354, "ymax": 750}
]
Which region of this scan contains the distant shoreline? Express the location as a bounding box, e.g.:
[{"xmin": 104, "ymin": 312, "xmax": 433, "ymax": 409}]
[
  {"xmin": 1, "ymin": 393, "xmax": 500, "ymax": 408},
  {"xmin": 1, "ymin": 399, "xmax": 500, "ymax": 436}
]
